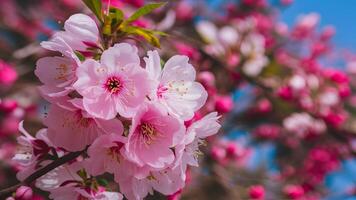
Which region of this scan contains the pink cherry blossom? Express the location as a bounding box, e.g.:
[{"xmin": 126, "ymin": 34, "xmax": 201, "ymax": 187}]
[
  {"xmin": 37, "ymin": 162, "xmax": 123, "ymax": 200},
  {"xmin": 144, "ymin": 50, "xmax": 208, "ymax": 120},
  {"xmin": 35, "ymin": 56, "xmax": 77, "ymax": 99},
  {"xmin": 73, "ymin": 43, "xmax": 151, "ymax": 119},
  {"xmin": 85, "ymin": 133, "xmax": 127, "ymax": 176},
  {"xmin": 117, "ymin": 164, "xmax": 185, "ymax": 200},
  {"xmin": 14, "ymin": 122, "xmax": 52, "ymax": 181},
  {"xmin": 42, "ymin": 14, "xmax": 99, "ymax": 54},
  {"xmin": 44, "ymin": 104, "xmax": 123, "ymax": 151},
  {"xmin": 124, "ymin": 102, "xmax": 184, "ymax": 169},
  {"xmin": 175, "ymin": 112, "xmax": 220, "ymax": 174}
]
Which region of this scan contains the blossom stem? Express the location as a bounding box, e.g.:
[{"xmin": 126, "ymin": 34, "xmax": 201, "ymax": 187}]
[{"xmin": 0, "ymin": 148, "xmax": 86, "ymax": 198}]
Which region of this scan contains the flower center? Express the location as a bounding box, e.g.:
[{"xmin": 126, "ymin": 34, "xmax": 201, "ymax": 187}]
[
  {"xmin": 157, "ymin": 84, "xmax": 168, "ymax": 98},
  {"xmin": 139, "ymin": 123, "xmax": 158, "ymax": 145},
  {"xmin": 104, "ymin": 76, "xmax": 123, "ymax": 94},
  {"xmin": 106, "ymin": 142, "xmax": 123, "ymax": 163}
]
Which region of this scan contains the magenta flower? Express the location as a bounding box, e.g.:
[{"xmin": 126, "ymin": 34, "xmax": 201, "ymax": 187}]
[
  {"xmin": 73, "ymin": 43, "xmax": 151, "ymax": 119},
  {"xmin": 0, "ymin": 60, "xmax": 17, "ymax": 86},
  {"xmin": 124, "ymin": 102, "xmax": 184, "ymax": 169}
]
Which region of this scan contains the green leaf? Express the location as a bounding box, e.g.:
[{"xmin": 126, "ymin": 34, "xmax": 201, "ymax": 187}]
[
  {"xmin": 109, "ymin": 7, "xmax": 124, "ymax": 30},
  {"xmin": 123, "ymin": 26, "xmax": 161, "ymax": 48},
  {"xmin": 74, "ymin": 51, "xmax": 85, "ymax": 62},
  {"xmin": 109, "ymin": 7, "xmax": 124, "ymax": 21},
  {"xmin": 124, "ymin": 3, "xmax": 166, "ymax": 25},
  {"xmin": 82, "ymin": 0, "xmax": 103, "ymax": 22},
  {"xmin": 97, "ymin": 178, "xmax": 109, "ymax": 186}
]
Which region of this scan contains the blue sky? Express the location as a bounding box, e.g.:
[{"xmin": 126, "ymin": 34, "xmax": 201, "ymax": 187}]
[{"xmin": 281, "ymin": 0, "xmax": 356, "ymax": 51}]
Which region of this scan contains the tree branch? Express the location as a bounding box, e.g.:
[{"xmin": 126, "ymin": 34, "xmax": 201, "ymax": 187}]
[{"xmin": 0, "ymin": 149, "xmax": 86, "ymax": 198}]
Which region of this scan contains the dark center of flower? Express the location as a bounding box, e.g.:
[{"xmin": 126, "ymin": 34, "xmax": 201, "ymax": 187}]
[
  {"xmin": 139, "ymin": 123, "xmax": 158, "ymax": 145},
  {"xmin": 104, "ymin": 76, "xmax": 123, "ymax": 94}
]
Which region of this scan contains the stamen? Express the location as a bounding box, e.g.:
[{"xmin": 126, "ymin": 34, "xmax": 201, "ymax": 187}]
[
  {"xmin": 139, "ymin": 123, "xmax": 158, "ymax": 145},
  {"xmin": 104, "ymin": 76, "xmax": 123, "ymax": 95}
]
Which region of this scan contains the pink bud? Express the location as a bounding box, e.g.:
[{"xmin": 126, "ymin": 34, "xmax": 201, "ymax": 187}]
[
  {"xmin": 0, "ymin": 61, "xmax": 17, "ymax": 86},
  {"xmin": 323, "ymin": 69, "xmax": 349, "ymax": 84},
  {"xmin": 256, "ymin": 99, "xmax": 272, "ymax": 113},
  {"xmin": 283, "ymin": 185, "xmax": 304, "ymax": 199},
  {"xmin": 0, "ymin": 99, "xmax": 18, "ymax": 113},
  {"xmin": 338, "ymin": 85, "xmax": 351, "ymax": 98},
  {"xmin": 323, "ymin": 112, "xmax": 347, "ymax": 128},
  {"xmin": 277, "ymin": 86, "xmax": 293, "ymax": 101},
  {"xmin": 248, "ymin": 185, "xmax": 265, "ymax": 199},
  {"xmin": 211, "ymin": 146, "xmax": 226, "ymax": 161},
  {"xmin": 198, "ymin": 71, "xmax": 215, "ymax": 88},
  {"xmin": 253, "ymin": 124, "xmax": 280, "ymax": 139},
  {"xmin": 175, "ymin": 2, "xmax": 193, "ymax": 21},
  {"xmin": 227, "ymin": 54, "xmax": 240, "ymax": 69},
  {"xmin": 215, "ymin": 95, "xmax": 234, "ymax": 114},
  {"xmin": 15, "ymin": 186, "xmax": 33, "ymax": 200}
]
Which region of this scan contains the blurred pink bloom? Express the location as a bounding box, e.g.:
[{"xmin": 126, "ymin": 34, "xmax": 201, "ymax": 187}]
[
  {"xmin": 248, "ymin": 185, "xmax": 265, "ymax": 200},
  {"xmin": 303, "ymin": 147, "xmax": 340, "ymax": 184},
  {"xmin": 253, "ymin": 124, "xmax": 280, "ymax": 139},
  {"xmin": 0, "ymin": 60, "xmax": 17, "ymax": 86},
  {"xmin": 283, "ymin": 113, "xmax": 326, "ymax": 138},
  {"xmin": 215, "ymin": 95, "xmax": 234, "ymax": 114},
  {"xmin": 175, "ymin": 2, "xmax": 193, "ymax": 21},
  {"xmin": 283, "ymin": 185, "xmax": 304, "ymax": 199},
  {"xmin": 292, "ymin": 13, "xmax": 320, "ymax": 39}
]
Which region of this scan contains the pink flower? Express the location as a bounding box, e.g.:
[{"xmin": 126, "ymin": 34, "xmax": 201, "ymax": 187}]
[
  {"xmin": 35, "ymin": 56, "xmax": 77, "ymax": 98},
  {"xmin": 283, "ymin": 113, "xmax": 325, "ymax": 138},
  {"xmin": 37, "ymin": 162, "xmax": 123, "ymax": 200},
  {"xmin": 175, "ymin": 112, "xmax": 220, "ymax": 174},
  {"xmin": 283, "ymin": 185, "xmax": 304, "ymax": 199},
  {"xmin": 42, "ymin": 14, "xmax": 99, "ymax": 53},
  {"xmin": 215, "ymin": 95, "xmax": 234, "ymax": 114},
  {"xmin": 144, "ymin": 50, "xmax": 208, "ymax": 120},
  {"xmin": 86, "ymin": 134, "xmax": 127, "ymax": 176},
  {"xmin": 14, "ymin": 122, "xmax": 52, "ymax": 181},
  {"xmin": 248, "ymin": 185, "xmax": 265, "ymax": 200},
  {"xmin": 73, "ymin": 43, "xmax": 150, "ymax": 119},
  {"xmin": 44, "ymin": 104, "xmax": 123, "ymax": 151},
  {"xmin": 124, "ymin": 102, "xmax": 184, "ymax": 169},
  {"xmin": 0, "ymin": 60, "xmax": 17, "ymax": 86},
  {"xmin": 117, "ymin": 164, "xmax": 185, "ymax": 200}
]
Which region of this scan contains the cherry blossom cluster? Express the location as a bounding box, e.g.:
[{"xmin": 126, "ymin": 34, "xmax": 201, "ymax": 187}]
[
  {"xmin": 158, "ymin": 0, "xmax": 355, "ymax": 199},
  {"xmin": 11, "ymin": 13, "xmax": 220, "ymax": 200}
]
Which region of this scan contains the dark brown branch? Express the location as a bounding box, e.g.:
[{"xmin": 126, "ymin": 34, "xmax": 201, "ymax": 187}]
[{"xmin": 0, "ymin": 149, "xmax": 86, "ymax": 198}]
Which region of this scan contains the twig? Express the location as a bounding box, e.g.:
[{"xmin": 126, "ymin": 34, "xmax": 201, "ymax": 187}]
[{"xmin": 0, "ymin": 149, "xmax": 86, "ymax": 198}]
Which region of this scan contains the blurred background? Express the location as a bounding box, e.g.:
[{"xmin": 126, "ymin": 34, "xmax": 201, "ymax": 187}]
[{"xmin": 0, "ymin": 0, "xmax": 355, "ymax": 200}]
